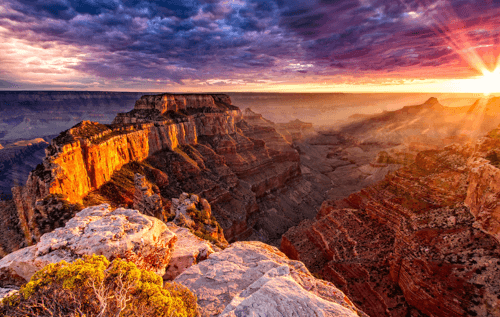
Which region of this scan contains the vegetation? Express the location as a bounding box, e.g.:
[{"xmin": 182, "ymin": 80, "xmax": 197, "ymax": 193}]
[
  {"xmin": 70, "ymin": 122, "xmax": 110, "ymax": 139},
  {"xmin": 53, "ymin": 122, "xmax": 111, "ymax": 146},
  {"xmin": 174, "ymin": 147, "xmax": 200, "ymax": 169},
  {"xmin": 487, "ymin": 128, "xmax": 500, "ymax": 140},
  {"xmin": 1, "ymin": 255, "xmax": 198, "ymax": 317},
  {"xmin": 185, "ymin": 205, "xmax": 224, "ymax": 248},
  {"xmin": 83, "ymin": 161, "xmax": 157, "ymax": 208},
  {"xmin": 90, "ymin": 130, "xmax": 126, "ymax": 145}
]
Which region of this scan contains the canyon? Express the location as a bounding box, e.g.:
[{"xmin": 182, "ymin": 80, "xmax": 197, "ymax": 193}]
[
  {"xmin": 6, "ymin": 93, "xmax": 328, "ymax": 250},
  {"xmin": 281, "ymin": 130, "xmax": 500, "ymax": 316},
  {"xmin": 2, "ymin": 92, "xmax": 500, "ymax": 316}
]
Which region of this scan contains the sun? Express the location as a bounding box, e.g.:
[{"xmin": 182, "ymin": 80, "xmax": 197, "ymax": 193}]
[
  {"xmin": 477, "ymin": 69, "xmax": 500, "ymax": 96},
  {"xmin": 443, "ymin": 67, "xmax": 500, "ymax": 95}
]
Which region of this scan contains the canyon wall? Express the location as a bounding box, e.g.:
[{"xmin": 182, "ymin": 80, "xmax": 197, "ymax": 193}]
[
  {"xmin": 12, "ymin": 94, "xmax": 242, "ymax": 244},
  {"xmin": 21, "ymin": 115, "xmax": 238, "ymax": 205},
  {"xmin": 465, "ymin": 128, "xmax": 500, "ymax": 241},
  {"xmin": 282, "ymin": 141, "xmax": 500, "ymax": 317},
  {"xmin": 10, "ymin": 93, "xmax": 312, "ymax": 246}
]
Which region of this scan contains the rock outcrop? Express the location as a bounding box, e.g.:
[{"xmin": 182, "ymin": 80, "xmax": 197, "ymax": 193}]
[
  {"xmin": 170, "ymin": 193, "xmax": 226, "ymax": 247},
  {"xmin": 0, "ymin": 204, "xmax": 176, "ymax": 287},
  {"xmin": 12, "ymin": 94, "xmax": 241, "ymax": 243},
  {"xmin": 282, "ymin": 144, "xmax": 500, "ymax": 317},
  {"xmin": 9, "ymin": 93, "xmax": 324, "ymax": 247},
  {"xmin": 164, "ymin": 223, "xmax": 216, "ymax": 280},
  {"xmin": 175, "ymin": 241, "xmax": 367, "ymax": 317},
  {"xmin": 133, "ymin": 173, "xmax": 163, "ymax": 218},
  {"xmin": 464, "ymin": 129, "xmax": 500, "ymax": 241}
]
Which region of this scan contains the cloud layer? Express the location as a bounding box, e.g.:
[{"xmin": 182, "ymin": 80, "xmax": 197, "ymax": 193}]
[{"xmin": 1, "ymin": 0, "xmax": 500, "ymax": 90}]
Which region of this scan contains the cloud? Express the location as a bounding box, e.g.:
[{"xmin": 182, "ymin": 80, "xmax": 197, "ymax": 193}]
[
  {"xmin": 1, "ymin": 0, "xmax": 500, "ymax": 90},
  {"xmin": 0, "ymin": 79, "xmax": 19, "ymax": 88}
]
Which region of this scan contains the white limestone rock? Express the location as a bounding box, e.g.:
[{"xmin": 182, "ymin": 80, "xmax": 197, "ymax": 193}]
[
  {"xmin": 164, "ymin": 223, "xmax": 216, "ymax": 280},
  {"xmin": 0, "ymin": 204, "xmax": 177, "ymax": 287},
  {"xmin": 0, "ymin": 287, "xmax": 18, "ymax": 301},
  {"xmin": 175, "ymin": 241, "xmax": 367, "ymax": 317}
]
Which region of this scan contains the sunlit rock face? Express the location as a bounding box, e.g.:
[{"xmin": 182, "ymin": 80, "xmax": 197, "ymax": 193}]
[
  {"xmin": 175, "ymin": 241, "xmax": 367, "ymax": 317},
  {"xmin": 8, "ymin": 93, "xmax": 318, "ymax": 245},
  {"xmin": 0, "ymin": 204, "xmax": 177, "ymax": 287},
  {"xmin": 11, "ymin": 94, "xmax": 242, "ymax": 243},
  {"xmin": 282, "ymin": 143, "xmax": 500, "ymax": 317}
]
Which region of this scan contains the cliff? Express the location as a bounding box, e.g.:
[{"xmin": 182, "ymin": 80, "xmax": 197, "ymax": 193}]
[
  {"xmin": 11, "ymin": 94, "xmax": 241, "ymax": 244},
  {"xmin": 10, "ymin": 93, "xmax": 315, "ymax": 247},
  {"xmin": 282, "ymin": 139, "xmax": 500, "ymax": 316},
  {"xmin": 464, "ymin": 127, "xmax": 500, "ymax": 241}
]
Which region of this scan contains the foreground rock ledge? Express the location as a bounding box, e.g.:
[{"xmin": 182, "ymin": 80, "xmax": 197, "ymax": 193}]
[
  {"xmin": 175, "ymin": 241, "xmax": 367, "ymax": 317},
  {"xmin": 0, "ymin": 204, "xmax": 176, "ymax": 287}
]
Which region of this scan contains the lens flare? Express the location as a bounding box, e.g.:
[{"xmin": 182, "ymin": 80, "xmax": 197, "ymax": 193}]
[{"xmin": 479, "ymin": 69, "xmax": 500, "ymax": 96}]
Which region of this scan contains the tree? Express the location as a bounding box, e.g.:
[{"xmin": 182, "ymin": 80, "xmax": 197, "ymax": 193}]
[{"xmin": 1, "ymin": 255, "xmax": 198, "ymax": 317}]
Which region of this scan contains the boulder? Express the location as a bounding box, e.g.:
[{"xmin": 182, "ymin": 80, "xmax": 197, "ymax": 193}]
[
  {"xmin": 175, "ymin": 241, "xmax": 367, "ymax": 317},
  {"xmin": 0, "ymin": 204, "xmax": 176, "ymax": 287},
  {"xmin": 0, "ymin": 287, "xmax": 18, "ymax": 301},
  {"xmin": 164, "ymin": 223, "xmax": 216, "ymax": 280}
]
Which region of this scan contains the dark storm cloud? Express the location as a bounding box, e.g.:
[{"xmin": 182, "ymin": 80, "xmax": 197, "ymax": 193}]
[{"xmin": 1, "ymin": 0, "xmax": 500, "ymax": 85}]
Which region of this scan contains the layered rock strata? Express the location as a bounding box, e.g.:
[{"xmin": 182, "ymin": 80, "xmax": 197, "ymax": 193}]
[
  {"xmin": 12, "ymin": 94, "xmax": 242, "ymax": 243},
  {"xmin": 282, "ymin": 144, "xmax": 500, "ymax": 317},
  {"xmin": 175, "ymin": 241, "xmax": 367, "ymax": 317},
  {"xmin": 465, "ymin": 128, "xmax": 500, "ymax": 240},
  {"xmin": 10, "ymin": 93, "xmax": 350, "ymax": 247},
  {"xmin": 0, "ymin": 204, "xmax": 177, "ymax": 287}
]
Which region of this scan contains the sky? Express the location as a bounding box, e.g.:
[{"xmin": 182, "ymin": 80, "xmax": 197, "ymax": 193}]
[{"xmin": 1, "ymin": 0, "xmax": 500, "ymax": 92}]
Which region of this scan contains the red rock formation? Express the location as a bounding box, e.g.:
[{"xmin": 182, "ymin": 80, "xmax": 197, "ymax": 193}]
[
  {"xmin": 12, "ymin": 94, "xmax": 241, "ymax": 243},
  {"xmin": 282, "ymin": 144, "xmax": 500, "ymax": 317},
  {"xmin": 11, "ymin": 94, "xmax": 309, "ymax": 245}
]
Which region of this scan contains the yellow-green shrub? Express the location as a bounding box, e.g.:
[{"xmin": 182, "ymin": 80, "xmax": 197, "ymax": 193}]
[{"xmin": 1, "ymin": 255, "xmax": 198, "ymax": 317}]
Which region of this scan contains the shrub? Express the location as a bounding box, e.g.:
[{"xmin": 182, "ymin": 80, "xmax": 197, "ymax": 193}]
[{"xmin": 1, "ymin": 255, "xmax": 198, "ymax": 317}]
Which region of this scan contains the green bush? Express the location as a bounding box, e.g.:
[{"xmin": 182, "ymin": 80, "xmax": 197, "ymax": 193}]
[{"xmin": 1, "ymin": 255, "xmax": 198, "ymax": 317}]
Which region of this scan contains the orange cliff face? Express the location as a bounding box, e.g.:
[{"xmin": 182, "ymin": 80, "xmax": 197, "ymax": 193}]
[
  {"xmin": 12, "ymin": 94, "xmax": 242, "ymax": 243},
  {"xmin": 27, "ymin": 94, "xmax": 240, "ymax": 204},
  {"xmin": 11, "ymin": 94, "xmax": 314, "ymax": 247}
]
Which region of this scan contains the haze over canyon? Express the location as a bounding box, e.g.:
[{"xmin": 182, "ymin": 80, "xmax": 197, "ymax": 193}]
[{"xmin": 0, "ymin": 91, "xmax": 499, "ymax": 316}]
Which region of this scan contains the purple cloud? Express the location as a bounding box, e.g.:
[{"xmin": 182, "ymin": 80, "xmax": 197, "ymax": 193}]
[{"xmin": 1, "ymin": 0, "xmax": 500, "ymax": 89}]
